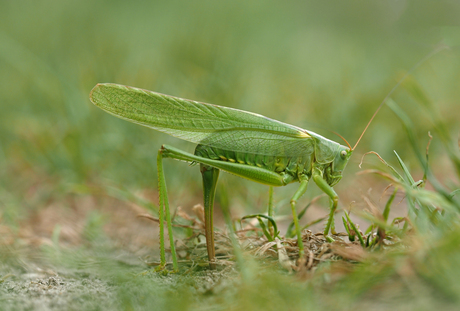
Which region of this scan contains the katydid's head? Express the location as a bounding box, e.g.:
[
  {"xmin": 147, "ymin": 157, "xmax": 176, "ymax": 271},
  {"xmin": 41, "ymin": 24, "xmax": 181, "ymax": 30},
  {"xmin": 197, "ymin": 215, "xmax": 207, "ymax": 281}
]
[{"xmin": 328, "ymin": 145, "xmax": 352, "ymax": 186}]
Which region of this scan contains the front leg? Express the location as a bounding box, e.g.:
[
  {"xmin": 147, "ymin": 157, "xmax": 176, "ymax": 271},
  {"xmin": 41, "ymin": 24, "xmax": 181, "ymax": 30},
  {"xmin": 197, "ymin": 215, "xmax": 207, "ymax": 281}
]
[{"xmin": 312, "ymin": 166, "xmax": 338, "ymax": 236}]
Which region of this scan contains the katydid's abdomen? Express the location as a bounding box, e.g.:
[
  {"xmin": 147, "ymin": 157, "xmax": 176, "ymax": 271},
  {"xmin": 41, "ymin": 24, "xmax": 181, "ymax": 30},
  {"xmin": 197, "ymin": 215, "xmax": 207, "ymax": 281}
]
[{"xmin": 194, "ymin": 144, "xmax": 314, "ymax": 185}]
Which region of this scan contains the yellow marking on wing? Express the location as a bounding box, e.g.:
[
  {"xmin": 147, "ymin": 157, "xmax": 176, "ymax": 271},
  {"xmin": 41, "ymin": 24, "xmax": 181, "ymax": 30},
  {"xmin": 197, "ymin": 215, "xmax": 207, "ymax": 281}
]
[
  {"xmin": 219, "ymin": 156, "xmax": 228, "ymax": 161},
  {"xmin": 228, "ymin": 158, "xmax": 236, "ymax": 163},
  {"xmin": 298, "ymin": 131, "xmax": 310, "ymax": 138},
  {"xmin": 237, "ymin": 160, "xmax": 245, "ymax": 164}
]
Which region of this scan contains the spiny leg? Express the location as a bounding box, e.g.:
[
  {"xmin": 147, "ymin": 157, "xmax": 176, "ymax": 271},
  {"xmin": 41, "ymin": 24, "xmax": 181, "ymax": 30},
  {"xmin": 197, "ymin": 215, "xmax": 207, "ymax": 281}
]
[
  {"xmin": 312, "ymin": 169, "xmax": 339, "ymax": 236},
  {"xmin": 200, "ymin": 165, "xmax": 220, "ymax": 270},
  {"xmin": 157, "ymin": 149, "xmax": 179, "ymax": 271},
  {"xmin": 159, "ymin": 144, "xmax": 286, "ymax": 269},
  {"xmin": 290, "ymin": 178, "xmax": 309, "ymax": 259}
]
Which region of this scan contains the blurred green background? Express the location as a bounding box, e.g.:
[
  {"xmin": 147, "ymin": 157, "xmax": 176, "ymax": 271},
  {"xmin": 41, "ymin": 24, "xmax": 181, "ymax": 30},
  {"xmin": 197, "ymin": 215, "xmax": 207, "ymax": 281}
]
[
  {"xmin": 1, "ymin": 0, "xmax": 460, "ymax": 227},
  {"xmin": 1, "ymin": 0, "xmax": 460, "ymax": 310}
]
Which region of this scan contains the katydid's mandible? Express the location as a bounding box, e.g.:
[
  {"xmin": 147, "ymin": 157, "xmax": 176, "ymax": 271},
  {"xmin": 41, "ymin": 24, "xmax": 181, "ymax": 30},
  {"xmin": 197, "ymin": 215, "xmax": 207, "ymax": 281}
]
[{"xmin": 90, "ymin": 83, "xmax": 352, "ymax": 271}]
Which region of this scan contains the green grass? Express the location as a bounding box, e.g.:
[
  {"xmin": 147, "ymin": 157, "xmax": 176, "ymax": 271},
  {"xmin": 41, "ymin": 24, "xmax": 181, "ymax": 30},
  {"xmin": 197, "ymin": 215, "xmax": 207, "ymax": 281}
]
[{"xmin": 1, "ymin": 0, "xmax": 460, "ymax": 310}]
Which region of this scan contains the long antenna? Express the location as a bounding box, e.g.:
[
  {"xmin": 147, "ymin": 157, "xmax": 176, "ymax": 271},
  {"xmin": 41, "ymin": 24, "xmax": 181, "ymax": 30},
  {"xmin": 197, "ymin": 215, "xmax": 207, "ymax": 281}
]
[{"xmin": 352, "ymin": 45, "xmax": 448, "ymax": 151}]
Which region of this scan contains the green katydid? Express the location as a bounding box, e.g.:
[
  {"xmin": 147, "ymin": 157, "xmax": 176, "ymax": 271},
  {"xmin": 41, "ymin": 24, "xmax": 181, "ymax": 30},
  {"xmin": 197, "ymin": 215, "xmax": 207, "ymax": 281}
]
[
  {"xmin": 89, "ymin": 49, "xmax": 443, "ymax": 270},
  {"xmin": 90, "ymin": 83, "xmax": 355, "ymax": 270}
]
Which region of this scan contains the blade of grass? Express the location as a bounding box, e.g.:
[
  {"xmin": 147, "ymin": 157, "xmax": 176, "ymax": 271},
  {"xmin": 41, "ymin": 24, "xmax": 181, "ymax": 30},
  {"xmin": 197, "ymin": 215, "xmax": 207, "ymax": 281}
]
[
  {"xmin": 387, "ymin": 99, "xmax": 457, "ymax": 208},
  {"xmin": 383, "ymin": 188, "xmax": 398, "ymax": 222},
  {"xmin": 241, "ymin": 214, "xmax": 279, "ymax": 241},
  {"xmin": 344, "ymin": 211, "xmax": 365, "ymax": 247}
]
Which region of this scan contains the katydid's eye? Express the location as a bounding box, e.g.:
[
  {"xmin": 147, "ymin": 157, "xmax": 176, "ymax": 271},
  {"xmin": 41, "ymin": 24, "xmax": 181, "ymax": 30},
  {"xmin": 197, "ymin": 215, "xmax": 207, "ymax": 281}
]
[{"xmin": 340, "ymin": 150, "xmax": 347, "ymax": 159}]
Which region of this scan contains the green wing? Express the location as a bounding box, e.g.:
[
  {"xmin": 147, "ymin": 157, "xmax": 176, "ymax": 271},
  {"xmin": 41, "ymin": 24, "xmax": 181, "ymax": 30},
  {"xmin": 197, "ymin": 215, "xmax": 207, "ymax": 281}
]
[{"xmin": 90, "ymin": 83, "xmax": 315, "ymax": 157}]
